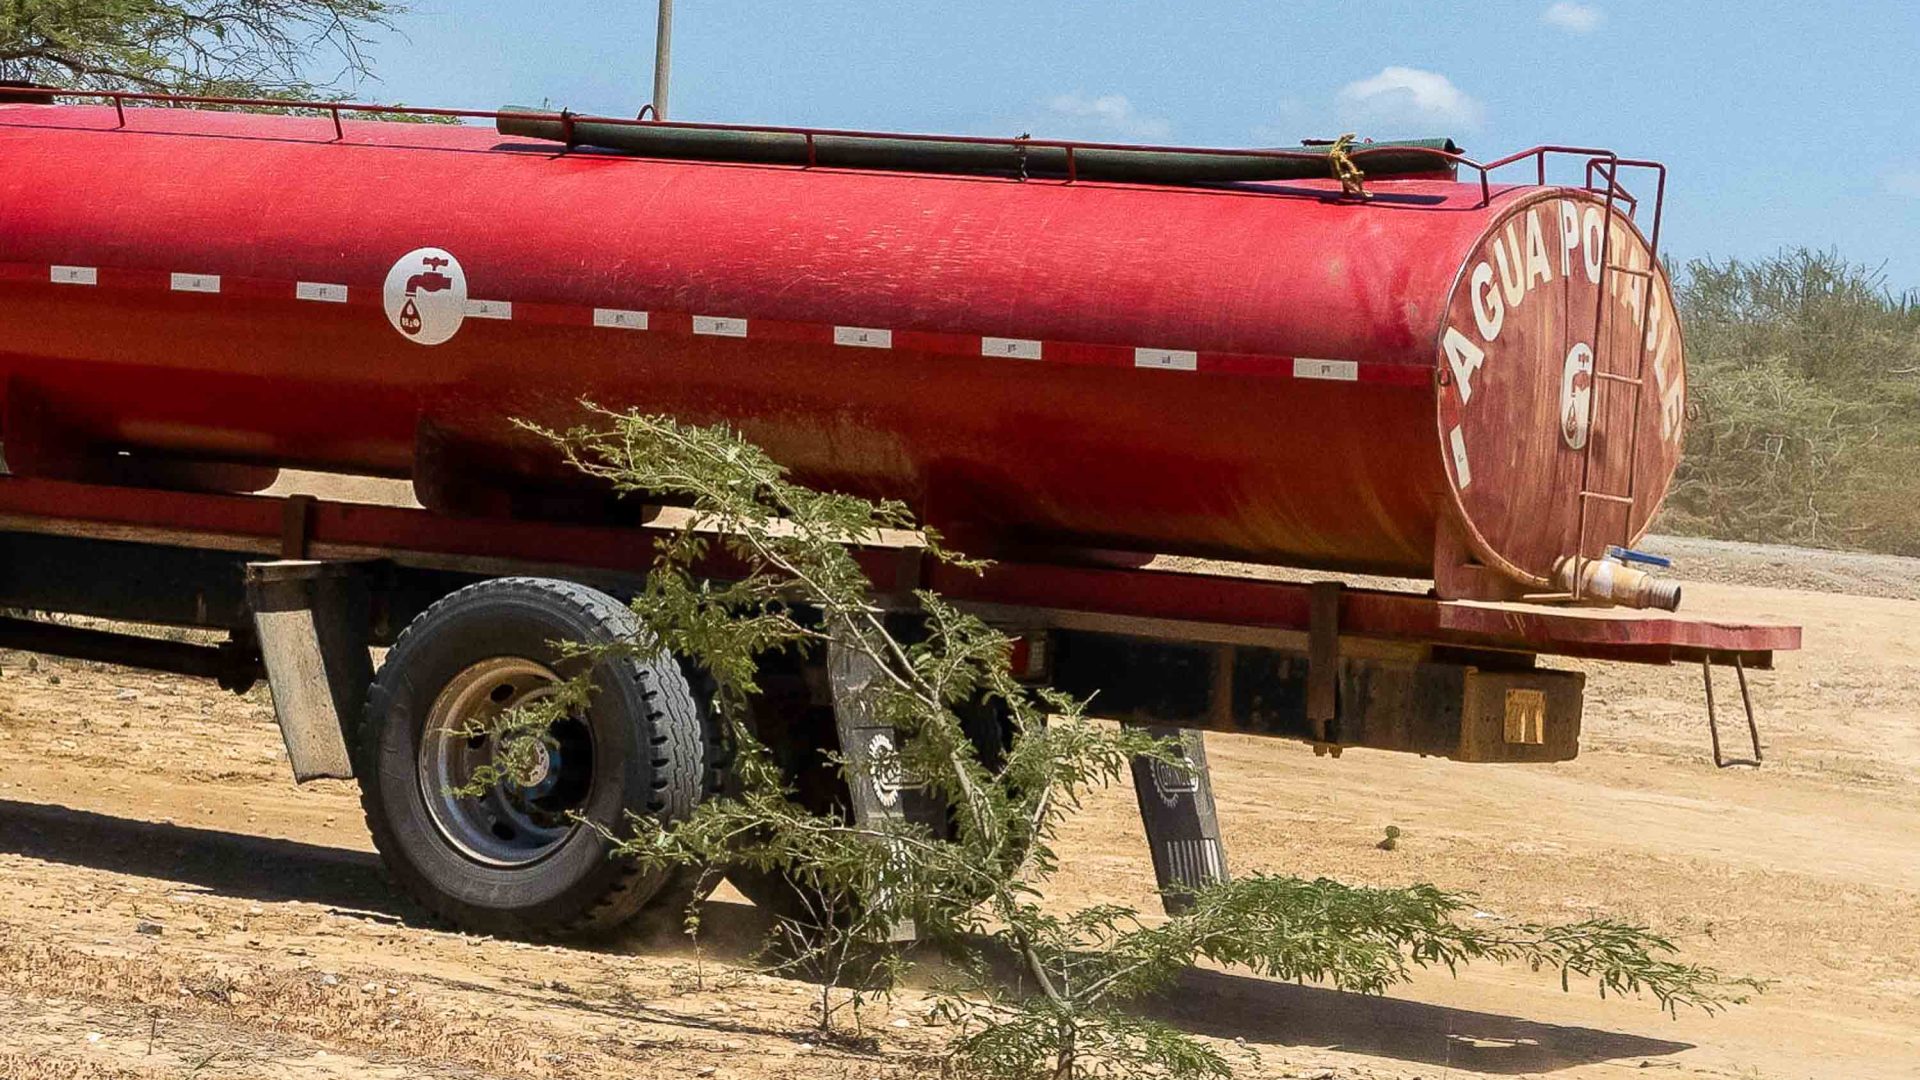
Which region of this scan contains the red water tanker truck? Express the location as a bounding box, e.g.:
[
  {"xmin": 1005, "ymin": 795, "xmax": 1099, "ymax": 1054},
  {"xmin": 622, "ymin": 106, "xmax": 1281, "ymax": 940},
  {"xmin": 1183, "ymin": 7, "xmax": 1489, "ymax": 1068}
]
[{"xmin": 0, "ymin": 89, "xmax": 1797, "ymax": 937}]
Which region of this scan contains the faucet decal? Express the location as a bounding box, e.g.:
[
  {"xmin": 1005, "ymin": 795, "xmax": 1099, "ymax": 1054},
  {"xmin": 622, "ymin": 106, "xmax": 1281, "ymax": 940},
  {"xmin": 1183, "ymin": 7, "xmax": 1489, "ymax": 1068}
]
[
  {"xmin": 383, "ymin": 248, "xmax": 469, "ymax": 346},
  {"xmin": 398, "ymin": 256, "xmax": 455, "ymax": 336}
]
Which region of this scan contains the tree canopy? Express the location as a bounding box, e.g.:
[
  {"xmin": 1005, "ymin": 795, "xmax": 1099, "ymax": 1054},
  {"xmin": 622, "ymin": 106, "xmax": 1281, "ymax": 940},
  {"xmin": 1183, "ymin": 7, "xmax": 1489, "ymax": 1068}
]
[{"xmin": 0, "ymin": 0, "xmax": 403, "ymax": 98}]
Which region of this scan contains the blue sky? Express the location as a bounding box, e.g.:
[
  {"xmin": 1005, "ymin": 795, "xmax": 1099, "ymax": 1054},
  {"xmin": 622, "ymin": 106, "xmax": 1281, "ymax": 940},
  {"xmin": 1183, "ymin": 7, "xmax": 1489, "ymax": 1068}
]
[{"xmin": 360, "ymin": 2, "xmax": 1920, "ymax": 291}]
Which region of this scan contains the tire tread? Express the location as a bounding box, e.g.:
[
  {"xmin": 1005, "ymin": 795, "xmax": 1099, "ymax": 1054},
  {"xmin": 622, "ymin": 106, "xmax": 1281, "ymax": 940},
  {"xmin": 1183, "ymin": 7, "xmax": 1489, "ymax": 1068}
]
[{"xmin": 356, "ymin": 577, "xmax": 708, "ymax": 938}]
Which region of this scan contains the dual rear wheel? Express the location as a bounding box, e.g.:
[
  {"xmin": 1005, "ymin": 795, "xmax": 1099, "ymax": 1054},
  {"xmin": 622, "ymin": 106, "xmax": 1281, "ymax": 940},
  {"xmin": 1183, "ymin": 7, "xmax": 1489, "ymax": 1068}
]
[{"xmin": 357, "ymin": 578, "xmax": 715, "ymax": 938}]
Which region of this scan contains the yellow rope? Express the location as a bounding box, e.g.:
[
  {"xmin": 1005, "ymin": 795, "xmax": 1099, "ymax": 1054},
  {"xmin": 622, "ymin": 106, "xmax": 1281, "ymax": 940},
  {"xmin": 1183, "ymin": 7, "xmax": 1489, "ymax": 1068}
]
[{"xmin": 1327, "ymin": 132, "xmax": 1367, "ymax": 198}]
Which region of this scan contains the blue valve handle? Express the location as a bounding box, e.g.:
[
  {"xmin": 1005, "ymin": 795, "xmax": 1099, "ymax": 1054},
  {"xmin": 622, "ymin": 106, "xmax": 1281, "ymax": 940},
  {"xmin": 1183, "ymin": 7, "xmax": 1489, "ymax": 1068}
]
[{"xmin": 1605, "ymin": 545, "xmax": 1673, "ymax": 568}]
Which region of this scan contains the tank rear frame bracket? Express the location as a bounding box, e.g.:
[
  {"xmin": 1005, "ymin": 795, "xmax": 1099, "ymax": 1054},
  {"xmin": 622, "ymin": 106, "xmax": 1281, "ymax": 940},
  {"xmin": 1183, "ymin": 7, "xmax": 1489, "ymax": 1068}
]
[
  {"xmin": 1306, "ymin": 581, "xmax": 1341, "ymax": 744},
  {"xmin": 1702, "ymin": 655, "xmax": 1763, "ymax": 769},
  {"xmin": 1042, "ymin": 626, "xmax": 1586, "ymax": 764}
]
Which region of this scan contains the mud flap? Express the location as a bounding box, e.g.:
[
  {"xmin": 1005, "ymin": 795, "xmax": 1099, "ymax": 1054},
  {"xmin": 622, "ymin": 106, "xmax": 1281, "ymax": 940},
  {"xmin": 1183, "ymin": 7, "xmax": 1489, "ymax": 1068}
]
[
  {"xmin": 1127, "ymin": 723, "xmax": 1229, "ymax": 914},
  {"xmin": 246, "ymin": 560, "xmax": 372, "ymax": 782},
  {"xmin": 827, "ymin": 640, "xmax": 940, "ymax": 941}
]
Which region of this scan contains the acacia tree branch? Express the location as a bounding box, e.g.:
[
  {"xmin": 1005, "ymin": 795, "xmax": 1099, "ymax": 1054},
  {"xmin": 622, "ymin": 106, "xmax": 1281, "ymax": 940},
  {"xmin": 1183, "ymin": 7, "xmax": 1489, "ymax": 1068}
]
[{"xmin": 0, "ymin": 1, "xmax": 403, "ymax": 97}]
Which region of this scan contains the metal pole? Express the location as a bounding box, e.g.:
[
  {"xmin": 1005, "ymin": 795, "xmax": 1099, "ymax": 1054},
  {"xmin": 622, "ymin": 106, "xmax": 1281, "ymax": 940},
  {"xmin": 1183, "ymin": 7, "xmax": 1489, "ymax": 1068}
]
[{"xmin": 651, "ymin": 0, "xmax": 673, "ymax": 119}]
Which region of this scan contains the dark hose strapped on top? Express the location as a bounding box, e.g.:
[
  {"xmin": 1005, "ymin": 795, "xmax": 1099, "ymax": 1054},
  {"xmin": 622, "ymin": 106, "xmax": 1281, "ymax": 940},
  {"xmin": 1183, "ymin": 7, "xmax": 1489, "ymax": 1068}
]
[{"xmin": 496, "ymin": 106, "xmax": 1459, "ymax": 190}]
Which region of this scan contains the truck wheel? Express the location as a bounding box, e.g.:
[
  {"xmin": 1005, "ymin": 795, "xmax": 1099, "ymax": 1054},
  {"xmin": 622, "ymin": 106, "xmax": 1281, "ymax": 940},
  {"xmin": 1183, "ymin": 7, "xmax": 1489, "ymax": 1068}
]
[{"xmin": 357, "ymin": 577, "xmax": 707, "ymax": 938}]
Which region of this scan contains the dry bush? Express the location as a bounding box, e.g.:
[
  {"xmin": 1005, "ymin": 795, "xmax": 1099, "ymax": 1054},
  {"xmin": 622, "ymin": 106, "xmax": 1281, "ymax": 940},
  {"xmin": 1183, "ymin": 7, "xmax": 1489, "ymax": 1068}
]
[{"xmin": 1663, "ymin": 249, "xmax": 1920, "ymax": 553}]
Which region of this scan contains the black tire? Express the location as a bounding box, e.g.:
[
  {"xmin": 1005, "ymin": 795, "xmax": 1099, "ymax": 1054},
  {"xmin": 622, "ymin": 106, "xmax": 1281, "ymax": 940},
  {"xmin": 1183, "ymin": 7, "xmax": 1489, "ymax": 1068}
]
[
  {"xmin": 357, "ymin": 577, "xmax": 706, "ymax": 938},
  {"xmin": 620, "ymin": 662, "xmax": 732, "ymax": 941}
]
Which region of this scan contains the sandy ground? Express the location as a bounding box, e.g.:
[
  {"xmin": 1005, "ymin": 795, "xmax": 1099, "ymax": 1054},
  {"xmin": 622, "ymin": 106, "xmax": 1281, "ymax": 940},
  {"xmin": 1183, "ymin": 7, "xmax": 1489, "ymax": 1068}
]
[
  {"xmin": 0, "ymin": 540, "xmax": 1916, "ymax": 1078},
  {"xmin": 1639, "ymin": 534, "xmax": 1920, "ymax": 601}
]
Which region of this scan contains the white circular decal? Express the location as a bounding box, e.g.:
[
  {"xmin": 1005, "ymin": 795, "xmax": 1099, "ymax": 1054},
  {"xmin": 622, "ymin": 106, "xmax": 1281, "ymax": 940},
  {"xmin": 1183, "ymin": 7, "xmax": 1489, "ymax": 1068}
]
[
  {"xmin": 384, "ymin": 247, "xmax": 468, "ymax": 345},
  {"xmin": 1560, "ymin": 341, "xmax": 1594, "ymax": 450},
  {"xmin": 867, "ymin": 732, "xmax": 903, "ymax": 809}
]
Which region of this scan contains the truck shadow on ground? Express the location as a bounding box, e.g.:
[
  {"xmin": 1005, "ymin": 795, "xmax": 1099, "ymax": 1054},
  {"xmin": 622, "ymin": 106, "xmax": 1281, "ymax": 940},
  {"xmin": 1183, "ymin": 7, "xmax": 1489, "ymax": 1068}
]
[
  {"xmin": 0, "ymin": 798, "xmax": 400, "ymax": 917},
  {"xmin": 0, "ymin": 799, "xmax": 1692, "ymax": 1075},
  {"xmin": 1142, "ymin": 964, "xmax": 1691, "ymax": 1074}
]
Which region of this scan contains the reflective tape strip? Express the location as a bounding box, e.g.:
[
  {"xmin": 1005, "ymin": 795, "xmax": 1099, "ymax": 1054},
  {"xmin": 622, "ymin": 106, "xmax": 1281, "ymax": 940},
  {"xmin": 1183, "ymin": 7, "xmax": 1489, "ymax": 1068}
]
[
  {"xmin": 981, "ymin": 336, "xmax": 1042, "ymax": 360},
  {"xmin": 1135, "ymin": 347, "xmax": 1197, "ymax": 371},
  {"xmin": 25, "ymin": 262, "xmax": 1391, "ymax": 384},
  {"xmin": 833, "ymin": 326, "xmax": 892, "ymax": 349},
  {"xmin": 593, "ymin": 308, "xmax": 649, "ymax": 330},
  {"xmin": 1293, "ymin": 357, "xmax": 1358, "ymax": 381},
  {"xmin": 295, "ymin": 282, "xmax": 349, "ymax": 303},
  {"xmin": 693, "ymin": 315, "xmax": 748, "ymax": 338}
]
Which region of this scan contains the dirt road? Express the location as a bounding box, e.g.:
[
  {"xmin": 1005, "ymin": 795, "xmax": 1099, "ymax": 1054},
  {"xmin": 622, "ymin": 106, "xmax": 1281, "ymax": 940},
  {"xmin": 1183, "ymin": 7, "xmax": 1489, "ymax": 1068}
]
[{"xmin": 1, "ymin": 544, "xmax": 1916, "ymax": 1078}]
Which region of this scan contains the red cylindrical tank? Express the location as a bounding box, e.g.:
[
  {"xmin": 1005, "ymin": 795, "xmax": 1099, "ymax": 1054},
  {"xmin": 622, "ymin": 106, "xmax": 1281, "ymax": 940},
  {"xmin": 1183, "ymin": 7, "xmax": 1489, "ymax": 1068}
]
[{"xmin": 0, "ymin": 104, "xmax": 1684, "ymax": 593}]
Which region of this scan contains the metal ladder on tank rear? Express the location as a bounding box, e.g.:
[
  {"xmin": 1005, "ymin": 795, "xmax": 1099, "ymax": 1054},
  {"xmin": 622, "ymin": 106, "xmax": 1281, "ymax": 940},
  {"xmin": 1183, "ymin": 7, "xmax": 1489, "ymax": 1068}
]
[
  {"xmin": 1553, "ymin": 161, "xmax": 1762, "ymax": 767},
  {"xmin": 1567, "ymin": 156, "xmax": 1668, "ymax": 601}
]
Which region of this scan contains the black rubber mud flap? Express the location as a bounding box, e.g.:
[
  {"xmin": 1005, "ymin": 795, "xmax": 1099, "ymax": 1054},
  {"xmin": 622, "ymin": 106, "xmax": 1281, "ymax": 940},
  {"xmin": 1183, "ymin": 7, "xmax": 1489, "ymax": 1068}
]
[{"xmin": 1127, "ymin": 723, "xmax": 1229, "ymax": 914}]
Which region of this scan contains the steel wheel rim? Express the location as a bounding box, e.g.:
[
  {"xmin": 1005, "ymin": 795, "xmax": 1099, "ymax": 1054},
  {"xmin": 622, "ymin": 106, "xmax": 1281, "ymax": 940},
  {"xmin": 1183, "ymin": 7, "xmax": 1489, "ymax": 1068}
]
[{"xmin": 418, "ymin": 656, "xmax": 596, "ymax": 868}]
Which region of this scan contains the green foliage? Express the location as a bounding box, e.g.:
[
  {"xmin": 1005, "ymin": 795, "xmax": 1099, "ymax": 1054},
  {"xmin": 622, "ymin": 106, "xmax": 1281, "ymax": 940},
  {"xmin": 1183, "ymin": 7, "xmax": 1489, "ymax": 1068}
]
[
  {"xmin": 513, "ymin": 407, "xmax": 1758, "ymax": 1079},
  {"xmin": 1664, "ymin": 249, "xmax": 1920, "ymax": 553},
  {"xmin": 946, "ymin": 878, "xmax": 1756, "ymax": 1079},
  {"xmin": 0, "ymin": 0, "xmax": 411, "ymax": 103}
]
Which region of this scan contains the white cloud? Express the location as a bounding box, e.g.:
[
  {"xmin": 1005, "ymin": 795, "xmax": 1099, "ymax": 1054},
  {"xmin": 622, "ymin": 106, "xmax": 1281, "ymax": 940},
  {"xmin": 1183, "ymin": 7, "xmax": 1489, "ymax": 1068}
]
[
  {"xmin": 1043, "ymin": 92, "xmax": 1172, "ymax": 142},
  {"xmin": 1543, "ymin": 2, "xmax": 1604, "ymax": 33},
  {"xmin": 1336, "ymin": 67, "xmax": 1484, "ymax": 134}
]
